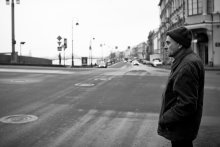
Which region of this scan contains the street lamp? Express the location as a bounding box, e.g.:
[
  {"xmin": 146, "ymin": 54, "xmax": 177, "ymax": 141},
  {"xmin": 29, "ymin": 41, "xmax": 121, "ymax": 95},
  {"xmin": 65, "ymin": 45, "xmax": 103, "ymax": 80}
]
[
  {"xmin": 89, "ymin": 37, "xmax": 95, "ymax": 67},
  {"xmin": 100, "ymin": 43, "xmax": 105, "ymax": 60},
  {"xmin": 115, "ymin": 46, "xmax": 118, "ymax": 62},
  {"xmin": 19, "ymin": 41, "xmax": 25, "ymax": 63},
  {"xmin": 6, "ymin": 0, "xmax": 20, "ymax": 63},
  {"xmin": 71, "ymin": 20, "xmax": 79, "ymax": 67}
]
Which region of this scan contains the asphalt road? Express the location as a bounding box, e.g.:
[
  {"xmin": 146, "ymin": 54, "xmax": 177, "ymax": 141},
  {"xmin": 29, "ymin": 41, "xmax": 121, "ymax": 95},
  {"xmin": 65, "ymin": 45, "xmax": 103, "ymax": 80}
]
[{"xmin": 0, "ymin": 63, "xmax": 220, "ymax": 147}]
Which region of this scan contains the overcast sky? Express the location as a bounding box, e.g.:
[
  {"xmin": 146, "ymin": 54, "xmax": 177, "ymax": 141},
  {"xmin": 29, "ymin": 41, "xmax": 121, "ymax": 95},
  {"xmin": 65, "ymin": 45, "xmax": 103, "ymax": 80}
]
[{"xmin": 0, "ymin": 0, "xmax": 160, "ymax": 59}]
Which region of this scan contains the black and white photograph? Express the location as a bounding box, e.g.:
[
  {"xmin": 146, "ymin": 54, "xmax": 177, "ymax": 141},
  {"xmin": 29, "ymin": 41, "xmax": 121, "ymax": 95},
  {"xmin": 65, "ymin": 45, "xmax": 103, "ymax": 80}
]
[{"xmin": 0, "ymin": 0, "xmax": 220, "ymax": 146}]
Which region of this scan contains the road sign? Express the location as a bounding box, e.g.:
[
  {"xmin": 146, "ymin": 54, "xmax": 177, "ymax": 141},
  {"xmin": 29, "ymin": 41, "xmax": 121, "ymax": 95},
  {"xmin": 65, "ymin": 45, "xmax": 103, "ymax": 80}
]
[
  {"xmin": 58, "ymin": 41, "xmax": 61, "ymax": 46},
  {"xmin": 57, "ymin": 36, "xmax": 62, "ymax": 41},
  {"xmin": 82, "ymin": 57, "xmax": 88, "ymax": 66},
  {"xmin": 57, "ymin": 47, "xmax": 62, "ymax": 51}
]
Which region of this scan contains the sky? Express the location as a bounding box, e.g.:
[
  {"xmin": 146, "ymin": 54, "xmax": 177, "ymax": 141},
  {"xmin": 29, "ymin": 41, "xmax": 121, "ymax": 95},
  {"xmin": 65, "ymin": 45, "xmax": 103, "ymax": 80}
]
[{"xmin": 0, "ymin": 0, "xmax": 160, "ymax": 59}]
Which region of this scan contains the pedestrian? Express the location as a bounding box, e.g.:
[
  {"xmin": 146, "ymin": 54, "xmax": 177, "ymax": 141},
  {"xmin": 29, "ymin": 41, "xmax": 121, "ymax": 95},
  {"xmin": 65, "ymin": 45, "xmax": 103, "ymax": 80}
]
[{"xmin": 157, "ymin": 26, "xmax": 205, "ymax": 147}]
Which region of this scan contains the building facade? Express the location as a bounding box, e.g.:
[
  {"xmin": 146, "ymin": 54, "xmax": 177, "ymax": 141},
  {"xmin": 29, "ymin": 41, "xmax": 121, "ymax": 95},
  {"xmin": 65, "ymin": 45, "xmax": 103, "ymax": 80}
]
[
  {"xmin": 148, "ymin": 29, "xmax": 163, "ymax": 62},
  {"xmin": 132, "ymin": 42, "xmax": 148, "ymax": 60},
  {"xmin": 158, "ymin": 0, "xmax": 220, "ymax": 66}
]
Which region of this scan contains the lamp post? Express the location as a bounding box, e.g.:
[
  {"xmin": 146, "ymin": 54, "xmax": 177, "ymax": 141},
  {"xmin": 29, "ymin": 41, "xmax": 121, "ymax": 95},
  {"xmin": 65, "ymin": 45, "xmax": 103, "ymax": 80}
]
[
  {"xmin": 115, "ymin": 46, "xmax": 118, "ymax": 62},
  {"xmin": 89, "ymin": 37, "xmax": 95, "ymax": 67},
  {"xmin": 100, "ymin": 43, "xmax": 105, "ymax": 60},
  {"xmin": 6, "ymin": 0, "xmax": 20, "ymax": 63},
  {"xmin": 19, "ymin": 41, "xmax": 25, "ymax": 63},
  {"xmin": 71, "ymin": 20, "xmax": 79, "ymax": 67}
]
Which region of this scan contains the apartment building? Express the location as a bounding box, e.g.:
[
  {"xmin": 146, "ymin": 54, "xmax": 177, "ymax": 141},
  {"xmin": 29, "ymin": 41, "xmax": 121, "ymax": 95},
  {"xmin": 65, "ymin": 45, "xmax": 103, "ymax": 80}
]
[
  {"xmin": 158, "ymin": 0, "xmax": 220, "ymax": 66},
  {"xmin": 131, "ymin": 42, "xmax": 148, "ymax": 60},
  {"xmin": 149, "ymin": 29, "xmax": 163, "ymax": 62}
]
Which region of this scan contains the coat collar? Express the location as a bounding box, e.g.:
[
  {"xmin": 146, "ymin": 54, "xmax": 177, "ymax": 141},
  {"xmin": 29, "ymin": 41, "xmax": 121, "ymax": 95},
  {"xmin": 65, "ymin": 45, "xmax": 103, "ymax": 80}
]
[{"xmin": 171, "ymin": 47, "xmax": 193, "ymax": 72}]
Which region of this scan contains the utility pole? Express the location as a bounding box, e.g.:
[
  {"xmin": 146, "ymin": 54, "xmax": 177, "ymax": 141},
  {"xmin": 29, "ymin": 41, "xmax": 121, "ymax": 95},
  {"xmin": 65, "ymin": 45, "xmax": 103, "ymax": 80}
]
[
  {"xmin": 71, "ymin": 20, "xmax": 79, "ymax": 67},
  {"xmin": 6, "ymin": 0, "xmax": 20, "ymax": 63},
  {"xmin": 89, "ymin": 37, "xmax": 95, "ymax": 67}
]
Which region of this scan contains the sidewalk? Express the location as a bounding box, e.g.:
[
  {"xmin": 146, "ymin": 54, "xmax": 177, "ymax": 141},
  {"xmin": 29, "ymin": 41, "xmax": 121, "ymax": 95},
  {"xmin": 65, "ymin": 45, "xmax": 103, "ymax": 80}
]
[
  {"xmin": 204, "ymin": 66, "xmax": 220, "ymax": 71},
  {"xmin": 158, "ymin": 65, "xmax": 220, "ymax": 71}
]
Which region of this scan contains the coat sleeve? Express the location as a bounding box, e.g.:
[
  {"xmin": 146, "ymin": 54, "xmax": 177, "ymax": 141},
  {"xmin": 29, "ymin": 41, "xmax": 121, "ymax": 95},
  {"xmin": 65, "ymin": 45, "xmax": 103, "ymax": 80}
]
[{"xmin": 160, "ymin": 63, "xmax": 199, "ymax": 127}]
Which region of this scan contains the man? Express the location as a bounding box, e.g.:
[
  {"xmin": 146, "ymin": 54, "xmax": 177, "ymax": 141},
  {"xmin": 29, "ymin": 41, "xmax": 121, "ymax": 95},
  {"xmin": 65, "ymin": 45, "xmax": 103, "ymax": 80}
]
[{"xmin": 157, "ymin": 26, "xmax": 205, "ymax": 147}]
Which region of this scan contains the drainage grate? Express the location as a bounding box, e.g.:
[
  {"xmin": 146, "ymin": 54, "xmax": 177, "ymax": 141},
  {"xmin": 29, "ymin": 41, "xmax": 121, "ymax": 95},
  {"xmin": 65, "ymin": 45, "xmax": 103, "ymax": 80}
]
[
  {"xmin": 0, "ymin": 114, "xmax": 38, "ymax": 124},
  {"xmin": 75, "ymin": 83, "xmax": 95, "ymax": 87}
]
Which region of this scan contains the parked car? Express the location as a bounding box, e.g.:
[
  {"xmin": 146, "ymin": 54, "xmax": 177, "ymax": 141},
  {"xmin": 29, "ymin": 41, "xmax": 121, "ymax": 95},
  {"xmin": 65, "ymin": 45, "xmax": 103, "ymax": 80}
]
[
  {"xmin": 142, "ymin": 60, "xmax": 151, "ymax": 65},
  {"xmin": 98, "ymin": 61, "xmax": 107, "ymax": 68},
  {"xmin": 132, "ymin": 60, "xmax": 139, "ymax": 66},
  {"xmin": 151, "ymin": 59, "xmax": 162, "ymax": 67}
]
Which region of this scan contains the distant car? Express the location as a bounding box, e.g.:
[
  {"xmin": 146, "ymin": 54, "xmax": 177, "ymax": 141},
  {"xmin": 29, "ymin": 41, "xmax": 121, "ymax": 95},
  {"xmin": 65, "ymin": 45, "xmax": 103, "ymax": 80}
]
[
  {"xmin": 132, "ymin": 60, "xmax": 139, "ymax": 66},
  {"xmin": 151, "ymin": 59, "xmax": 162, "ymax": 67},
  {"xmin": 98, "ymin": 61, "xmax": 107, "ymax": 68},
  {"xmin": 142, "ymin": 60, "xmax": 151, "ymax": 65}
]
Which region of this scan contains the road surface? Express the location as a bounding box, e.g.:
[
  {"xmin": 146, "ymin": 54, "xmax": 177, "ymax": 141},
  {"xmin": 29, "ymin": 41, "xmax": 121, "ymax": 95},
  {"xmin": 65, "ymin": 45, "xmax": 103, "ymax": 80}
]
[{"xmin": 0, "ymin": 63, "xmax": 219, "ymax": 147}]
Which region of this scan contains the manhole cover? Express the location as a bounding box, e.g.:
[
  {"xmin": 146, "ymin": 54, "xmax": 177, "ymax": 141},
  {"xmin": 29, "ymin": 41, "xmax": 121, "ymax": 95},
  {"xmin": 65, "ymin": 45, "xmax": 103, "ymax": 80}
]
[
  {"xmin": 0, "ymin": 115, "xmax": 38, "ymax": 124},
  {"xmin": 75, "ymin": 83, "xmax": 95, "ymax": 87}
]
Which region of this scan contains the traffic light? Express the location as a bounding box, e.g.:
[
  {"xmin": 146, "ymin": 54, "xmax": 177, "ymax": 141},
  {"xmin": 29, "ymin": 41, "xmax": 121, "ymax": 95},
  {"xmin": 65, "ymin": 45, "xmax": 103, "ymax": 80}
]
[{"xmin": 64, "ymin": 38, "xmax": 67, "ymax": 49}]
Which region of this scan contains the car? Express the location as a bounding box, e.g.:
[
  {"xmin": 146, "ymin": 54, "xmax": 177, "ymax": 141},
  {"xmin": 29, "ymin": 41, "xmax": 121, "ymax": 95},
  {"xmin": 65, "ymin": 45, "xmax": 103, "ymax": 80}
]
[
  {"xmin": 132, "ymin": 60, "xmax": 139, "ymax": 66},
  {"xmin": 98, "ymin": 61, "xmax": 107, "ymax": 68},
  {"xmin": 142, "ymin": 60, "xmax": 151, "ymax": 65},
  {"xmin": 151, "ymin": 59, "xmax": 162, "ymax": 67}
]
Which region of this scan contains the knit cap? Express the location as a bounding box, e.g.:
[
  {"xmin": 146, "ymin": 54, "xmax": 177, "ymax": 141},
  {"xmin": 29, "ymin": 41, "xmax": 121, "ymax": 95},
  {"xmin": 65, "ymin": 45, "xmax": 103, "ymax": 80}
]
[{"xmin": 166, "ymin": 26, "xmax": 192, "ymax": 48}]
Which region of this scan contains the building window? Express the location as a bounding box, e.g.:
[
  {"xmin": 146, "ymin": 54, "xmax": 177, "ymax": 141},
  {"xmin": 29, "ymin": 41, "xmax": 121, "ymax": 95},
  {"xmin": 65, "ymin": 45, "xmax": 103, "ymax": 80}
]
[
  {"xmin": 207, "ymin": 0, "xmax": 214, "ymax": 14},
  {"xmin": 188, "ymin": 0, "xmax": 202, "ymax": 15}
]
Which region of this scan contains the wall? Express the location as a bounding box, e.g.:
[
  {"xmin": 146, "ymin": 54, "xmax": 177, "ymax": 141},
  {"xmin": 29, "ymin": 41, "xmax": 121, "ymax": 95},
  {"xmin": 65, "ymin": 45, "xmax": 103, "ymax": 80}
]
[
  {"xmin": 0, "ymin": 54, "xmax": 52, "ymax": 65},
  {"xmin": 0, "ymin": 54, "xmax": 11, "ymax": 63},
  {"xmin": 213, "ymin": 24, "xmax": 220, "ymax": 66},
  {"xmin": 153, "ymin": 37, "xmax": 158, "ymax": 51}
]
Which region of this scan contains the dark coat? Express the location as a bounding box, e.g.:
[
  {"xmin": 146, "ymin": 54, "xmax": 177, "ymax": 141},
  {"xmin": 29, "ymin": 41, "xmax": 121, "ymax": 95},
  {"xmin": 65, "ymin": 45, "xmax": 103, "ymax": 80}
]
[{"xmin": 157, "ymin": 48, "xmax": 205, "ymax": 141}]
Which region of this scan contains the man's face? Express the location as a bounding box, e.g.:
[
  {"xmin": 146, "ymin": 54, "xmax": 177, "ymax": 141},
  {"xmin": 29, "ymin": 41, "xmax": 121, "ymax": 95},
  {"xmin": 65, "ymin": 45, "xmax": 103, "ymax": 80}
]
[{"xmin": 165, "ymin": 36, "xmax": 181, "ymax": 57}]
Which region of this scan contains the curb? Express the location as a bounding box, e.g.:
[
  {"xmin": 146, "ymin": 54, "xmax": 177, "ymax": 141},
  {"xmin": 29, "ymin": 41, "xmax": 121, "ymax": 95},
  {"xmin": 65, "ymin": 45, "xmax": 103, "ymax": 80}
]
[{"xmin": 157, "ymin": 66, "xmax": 220, "ymax": 71}]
